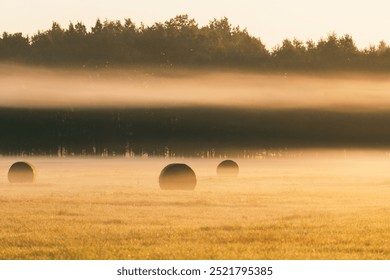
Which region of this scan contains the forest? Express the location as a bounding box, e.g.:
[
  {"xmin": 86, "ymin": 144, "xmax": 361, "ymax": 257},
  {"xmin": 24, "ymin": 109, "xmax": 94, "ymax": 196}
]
[
  {"xmin": 1, "ymin": 15, "xmax": 390, "ymax": 71},
  {"xmin": 1, "ymin": 107, "xmax": 390, "ymax": 157}
]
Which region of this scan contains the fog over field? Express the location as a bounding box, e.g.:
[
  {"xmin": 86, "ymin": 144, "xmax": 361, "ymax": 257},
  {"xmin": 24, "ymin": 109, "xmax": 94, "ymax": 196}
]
[
  {"xmin": 2, "ymin": 64, "xmax": 390, "ymax": 155},
  {"xmin": 1, "ymin": 64, "xmax": 390, "ymax": 111},
  {"xmin": 2, "ymin": 64, "xmax": 390, "ymax": 259}
]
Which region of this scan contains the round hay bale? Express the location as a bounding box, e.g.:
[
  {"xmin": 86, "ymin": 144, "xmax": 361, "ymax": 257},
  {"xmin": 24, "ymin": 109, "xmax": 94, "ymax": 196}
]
[
  {"xmin": 8, "ymin": 161, "xmax": 36, "ymax": 183},
  {"xmin": 217, "ymin": 160, "xmax": 239, "ymax": 176},
  {"xmin": 159, "ymin": 163, "xmax": 196, "ymax": 190}
]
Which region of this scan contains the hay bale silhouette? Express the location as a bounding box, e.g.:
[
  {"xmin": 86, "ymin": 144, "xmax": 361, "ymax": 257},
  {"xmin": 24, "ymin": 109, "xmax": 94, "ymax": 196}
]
[
  {"xmin": 217, "ymin": 160, "xmax": 239, "ymax": 176},
  {"xmin": 8, "ymin": 161, "xmax": 36, "ymax": 183},
  {"xmin": 159, "ymin": 163, "xmax": 196, "ymax": 190}
]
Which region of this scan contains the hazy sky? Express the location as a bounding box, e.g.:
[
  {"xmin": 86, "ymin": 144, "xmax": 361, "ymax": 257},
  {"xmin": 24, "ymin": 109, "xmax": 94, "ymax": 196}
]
[{"xmin": 2, "ymin": 0, "xmax": 390, "ymax": 49}]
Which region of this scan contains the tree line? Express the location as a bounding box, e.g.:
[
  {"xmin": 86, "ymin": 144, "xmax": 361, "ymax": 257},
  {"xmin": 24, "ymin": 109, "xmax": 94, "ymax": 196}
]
[
  {"xmin": 2, "ymin": 107, "xmax": 390, "ymax": 156},
  {"xmin": 1, "ymin": 15, "xmax": 390, "ymax": 71}
]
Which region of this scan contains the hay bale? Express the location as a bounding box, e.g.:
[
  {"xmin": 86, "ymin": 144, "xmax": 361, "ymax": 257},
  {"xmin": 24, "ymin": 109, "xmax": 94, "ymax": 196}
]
[
  {"xmin": 217, "ymin": 160, "xmax": 239, "ymax": 176},
  {"xmin": 159, "ymin": 163, "xmax": 196, "ymax": 190},
  {"xmin": 8, "ymin": 161, "xmax": 36, "ymax": 183}
]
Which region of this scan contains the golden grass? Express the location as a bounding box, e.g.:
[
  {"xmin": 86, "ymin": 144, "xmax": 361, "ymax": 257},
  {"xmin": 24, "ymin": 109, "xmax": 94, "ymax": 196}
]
[{"xmin": 1, "ymin": 155, "xmax": 390, "ymax": 259}]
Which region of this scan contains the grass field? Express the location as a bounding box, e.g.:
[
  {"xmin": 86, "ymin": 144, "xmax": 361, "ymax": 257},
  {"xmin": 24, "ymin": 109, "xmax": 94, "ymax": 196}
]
[{"xmin": 1, "ymin": 151, "xmax": 390, "ymax": 259}]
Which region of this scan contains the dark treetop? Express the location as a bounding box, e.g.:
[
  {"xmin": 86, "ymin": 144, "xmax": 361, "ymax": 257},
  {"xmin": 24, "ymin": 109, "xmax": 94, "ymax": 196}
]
[{"xmin": 1, "ymin": 15, "xmax": 390, "ymax": 71}]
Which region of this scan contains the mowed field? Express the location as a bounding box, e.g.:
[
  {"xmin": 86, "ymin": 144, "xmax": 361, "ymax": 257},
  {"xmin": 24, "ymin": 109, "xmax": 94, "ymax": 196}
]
[{"xmin": 1, "ymin": 152, "xmax": 390, "ymax": 259}]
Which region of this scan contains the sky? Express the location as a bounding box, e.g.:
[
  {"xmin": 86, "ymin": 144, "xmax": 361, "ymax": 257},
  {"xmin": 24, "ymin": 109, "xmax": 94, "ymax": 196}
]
[{"xmin": 1, "ymin": 0, "xmax": 390, "ymax": 50}]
